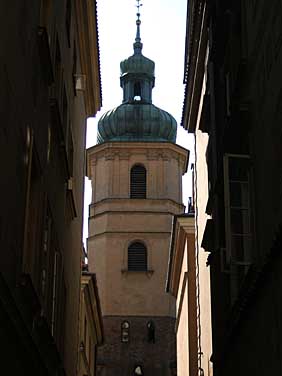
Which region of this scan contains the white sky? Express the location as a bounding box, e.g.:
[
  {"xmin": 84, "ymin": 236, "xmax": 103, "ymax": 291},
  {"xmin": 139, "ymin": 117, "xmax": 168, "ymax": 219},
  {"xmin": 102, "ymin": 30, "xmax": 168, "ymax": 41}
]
[{"xmin": 83, "ymin": 0, "xmax": 194, "ymax": 245}]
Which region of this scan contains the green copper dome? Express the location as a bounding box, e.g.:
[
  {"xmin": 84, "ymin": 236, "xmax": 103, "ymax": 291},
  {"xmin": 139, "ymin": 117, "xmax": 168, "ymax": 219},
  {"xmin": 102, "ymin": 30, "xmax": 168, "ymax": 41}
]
[
  {"xmin": 97, "ymin": 11, "xmax": 177, "ymax": 144},
  {"xmin": 120, "ymin": 53, "xmax": 155, "ymax": 78},
  {"xmin": 97, "ymin": 103, "xmax": 177, "ymax": 143}
]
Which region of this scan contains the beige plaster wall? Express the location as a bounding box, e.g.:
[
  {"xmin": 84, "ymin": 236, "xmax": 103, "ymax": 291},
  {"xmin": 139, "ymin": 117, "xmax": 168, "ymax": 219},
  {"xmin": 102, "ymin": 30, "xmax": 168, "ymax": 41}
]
[
  {"xmin": 176, "ymin": 242, "xmax": 188, "ymax": 313},
  {"xmin": 194, "ymin": 68, "xmax": 213, "ymax": 375},
  {"xmin": 78, "ymin": 288, "xmax": 97, "ymax": 376},
  {"xmin": 88, "ymin": 232, "xmax": 175, "ymax": 316},
  {"xmin": 89, "ymin": 211, "xmax": 173, "ymax": 236},
  {"xmin": 89, "ymin": 199, "xmax": 184, "ymax": 218},
  {"xmin": 87, "ymin": 142, "xmax": 188, "ymax": 319},
  {"xmin": 176, "ymin": 243, "xmax": 189, "ymax": 376},
  {"xmin": 177, "ymin": 285, "xmax": 189, "ymax": 376},
  {"xmin": 171, "ymin": 219, "xmax": 197, "ymax": 376},
  {"xmin": 87, "ymin": 143, "xmax": 188, "ymax": 204}
]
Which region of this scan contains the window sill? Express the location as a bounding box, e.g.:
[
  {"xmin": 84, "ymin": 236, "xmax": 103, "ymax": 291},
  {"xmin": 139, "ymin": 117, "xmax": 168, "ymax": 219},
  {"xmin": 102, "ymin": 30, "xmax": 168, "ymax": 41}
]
[{"xmin": 121, "ymin": 269, "xmax": 154, "ymax": 277}]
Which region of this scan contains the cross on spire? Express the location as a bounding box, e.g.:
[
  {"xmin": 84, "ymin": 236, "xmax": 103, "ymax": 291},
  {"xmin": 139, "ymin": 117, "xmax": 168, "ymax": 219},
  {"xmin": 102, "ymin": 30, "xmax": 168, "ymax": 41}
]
[
  {"xmin": 134, "ymin": 0, "xmax": 143, "ymax": 54},
  {"xmin": 136, "ymin": 0, "xmax": 143, "ymax": 15}
]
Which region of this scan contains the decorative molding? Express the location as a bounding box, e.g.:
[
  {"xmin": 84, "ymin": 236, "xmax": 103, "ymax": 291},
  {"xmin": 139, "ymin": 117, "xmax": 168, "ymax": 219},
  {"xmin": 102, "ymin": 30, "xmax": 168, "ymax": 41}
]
[
  {"xmin": 105, "ymin": 152, "xmax": 115, "ymax": 160},
  {"xmin": 162, "ymin": 152, "xmax": 171, "ymax": 161},
  {"xmin": 147, "ymin": 151, "xmax": 160, "ymax": 160},
  {"xmin": 90, "ymin": 157, "xmax": 97, "ymax": 167},
  {"xmin": 119, "ymin": 151, "xmax": 130, "ymax": 160},
  {"xmin": 87, "ymin": 142, "xmax": 190, "ymax": 178},
  {"xmin": 88, "ymin": 231, "xmax": 172, "ymax": 240}
]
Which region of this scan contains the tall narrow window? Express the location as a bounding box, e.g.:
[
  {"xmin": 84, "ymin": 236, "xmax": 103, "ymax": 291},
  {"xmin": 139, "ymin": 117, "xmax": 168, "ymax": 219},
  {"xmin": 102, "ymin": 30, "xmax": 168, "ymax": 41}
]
[
  {"xmin": 134, "ymin": 82, "xmax": 141, "ymax": 101},
  {"xmin": 128, "ymin": 242, "xmax": 147, "ymax": 271},
  {"xmin": 24, "ymin": 143, "xmax": 45, "ymax": 288},
  {"xmin": 51, "ymin": 251, "xmax": 61, "ymax": 336},
  {"xmin": 130, "ymin": 165, "xmax": 146, "ymax": 199},
  {"xmin": 121, "ymin": 321, "xmax": 130, "ymax": 343},
  {"xmin": 62, "ymin": 86, "xmax": 68, "ymax": 136},
  {"xmin": 147, "ymin": 321, "xmax": 155, "ymax": 343},
  {"xmin": 54, "ymin": 36, "xmax": 63, "ymax": 102},
  {"xmin": 224, "ymin": 154, "xmax": 253, "ymax": 301},
  {"xmin": 65, "ymin": 0, "xmax": 71, "ymax": 46},
  {"xmin": 72, "ymin": 42, "xmax": 77, "ymax": 94},
  {"xmin": 88, "ymin": 335, "xmax": 92, "ymax": 365},
  {"xmin": 84, "ymin": 317, "xmax": 87, "ymax": 346},
  {"xmin": 66, "ymin": 123, "xmax": 74, "ymax": 177}
]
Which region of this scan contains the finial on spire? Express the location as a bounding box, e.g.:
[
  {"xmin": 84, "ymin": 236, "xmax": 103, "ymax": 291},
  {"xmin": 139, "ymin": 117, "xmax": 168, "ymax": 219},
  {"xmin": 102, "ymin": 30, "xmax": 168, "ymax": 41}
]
[{"xmin": 134, "ymin": 0, "xmax": 143, "ymax": 54}]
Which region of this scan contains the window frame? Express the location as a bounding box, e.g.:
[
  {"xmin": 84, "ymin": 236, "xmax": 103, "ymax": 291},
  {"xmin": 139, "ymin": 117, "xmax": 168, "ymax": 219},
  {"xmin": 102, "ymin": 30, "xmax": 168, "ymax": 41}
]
[
  {"xmin": 127, "ymin": 241, "xmax": 148, "ymax": 272},
  {"xmin": 134, "ymin": 81, "xmax": 142, "ymax": 101},
  {"xmin": 130, "ymin": 164, "xmax": 147, "ymax": 199},
  {"xmin": 147, "ymin": 321, "xmax": 155, "ymax": 343},
  {"xmin": 223, "ymin": 153, "xmax": 254, "ymax": 301}
]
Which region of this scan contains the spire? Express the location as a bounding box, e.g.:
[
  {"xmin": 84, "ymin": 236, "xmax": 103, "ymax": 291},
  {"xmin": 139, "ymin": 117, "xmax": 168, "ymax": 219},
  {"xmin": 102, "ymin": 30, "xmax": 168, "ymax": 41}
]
[
  {"xmin": 120, "ymin": 0, "xmax": 155, "ymax": 103},
  {"xmin": 134, "ymin": 0, "xmax": 143, "ymax": 54}
]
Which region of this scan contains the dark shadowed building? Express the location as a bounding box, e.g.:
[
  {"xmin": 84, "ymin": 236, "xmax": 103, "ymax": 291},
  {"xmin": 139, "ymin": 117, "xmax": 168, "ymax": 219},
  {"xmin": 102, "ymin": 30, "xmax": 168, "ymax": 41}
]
[
  {"xmin": 0, "ymin": 1, "xmax": 101, "ymax": 374},
  {"xmin": 182, "ymin": 0, "xmax": 282, "ymax": 375}
]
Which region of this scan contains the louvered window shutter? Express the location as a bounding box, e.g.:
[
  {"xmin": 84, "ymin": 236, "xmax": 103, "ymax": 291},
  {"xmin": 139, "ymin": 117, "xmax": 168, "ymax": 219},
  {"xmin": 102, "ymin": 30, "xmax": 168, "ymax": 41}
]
[
  {"xmin": 130, "ymin": 165, "xmax": 146, "ymax": 199},
  {"xmin": 128, "ymin": 242, "xmax": 147, "ymax": 271}
]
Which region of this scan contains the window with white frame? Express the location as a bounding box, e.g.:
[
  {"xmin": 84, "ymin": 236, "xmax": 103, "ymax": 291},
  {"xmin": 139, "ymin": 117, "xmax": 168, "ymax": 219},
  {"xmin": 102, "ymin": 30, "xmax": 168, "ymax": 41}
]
[{"xmin": 223, "ymin": 154, "xmax": 253, "ymax": 300}]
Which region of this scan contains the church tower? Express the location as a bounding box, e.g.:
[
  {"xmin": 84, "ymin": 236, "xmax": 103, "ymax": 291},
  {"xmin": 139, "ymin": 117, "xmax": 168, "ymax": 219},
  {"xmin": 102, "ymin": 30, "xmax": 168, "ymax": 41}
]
[{"xmin": 87, "ymin": 6, "xmax": 189, "ymax": 376}]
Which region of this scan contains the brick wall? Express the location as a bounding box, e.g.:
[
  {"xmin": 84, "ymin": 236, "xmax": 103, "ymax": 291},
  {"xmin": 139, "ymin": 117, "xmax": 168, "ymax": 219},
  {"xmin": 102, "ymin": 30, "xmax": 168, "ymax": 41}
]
[{"xmin": 97, "ymin": 316, "xmax": 176, "ymax": 376}]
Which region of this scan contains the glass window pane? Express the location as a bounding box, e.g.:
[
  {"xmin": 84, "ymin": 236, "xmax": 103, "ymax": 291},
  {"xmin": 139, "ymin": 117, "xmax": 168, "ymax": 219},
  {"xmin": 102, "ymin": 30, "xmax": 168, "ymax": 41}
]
[
  {"xmin": 230, "ymin": 208, "xmax": 251, "ymax": 234},
  {"xmin": 229, "ymin": 157, "xmax": 250, "ymax": 181},
  {"xmin": 231, "ymin": 235, "xmax": 252, "ymax": 263},
  {"xmin": 229, "ymin": 181, "xmax": 249, "ymax": 207}
]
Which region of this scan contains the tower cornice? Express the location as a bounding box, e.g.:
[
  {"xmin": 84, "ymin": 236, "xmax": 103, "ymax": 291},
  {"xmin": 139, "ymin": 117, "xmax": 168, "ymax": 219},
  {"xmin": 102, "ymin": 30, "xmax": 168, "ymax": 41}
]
[{"xmin": 86, "ymin": 141, "xmax": 189, "ymax": 179}]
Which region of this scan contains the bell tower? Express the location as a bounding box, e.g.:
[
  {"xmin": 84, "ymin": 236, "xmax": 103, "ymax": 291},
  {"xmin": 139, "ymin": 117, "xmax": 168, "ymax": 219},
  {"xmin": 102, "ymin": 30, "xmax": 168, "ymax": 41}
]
[{"xmin": 87, "ymin": 5, "xmax": 189, "ymax": 376}]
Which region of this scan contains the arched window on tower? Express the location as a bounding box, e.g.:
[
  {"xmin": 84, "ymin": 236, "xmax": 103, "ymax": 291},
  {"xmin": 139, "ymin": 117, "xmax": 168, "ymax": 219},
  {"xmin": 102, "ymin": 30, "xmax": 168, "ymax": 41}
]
[
  {"xmin": 147, "ymin": 321, "xmax": 155, "ymax": 343},
  {"xmin": 128, "ymin": 242, "xmax": 147, "ymax": 271},
  {"xmin": 130, "ymin": 165, "xmax": 146, "ymax": 199},
  {"xmin": 134, "ymin": 81, "xmax": 141, "ymax": 101},
  {"xmin": 121, "ymin": 321, "xmax": 130, "ymax": 343}
]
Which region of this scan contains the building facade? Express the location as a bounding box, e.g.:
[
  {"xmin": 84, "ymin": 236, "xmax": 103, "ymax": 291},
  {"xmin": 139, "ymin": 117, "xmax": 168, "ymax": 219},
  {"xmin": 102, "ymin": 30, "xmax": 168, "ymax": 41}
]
[
  {"xmin": 86, "ymin": 12, "xmax": 189, "ymax": 376},
  {"xmin": 181, "ymin": 1, "xmax": 213, "ymax": 375},
  {"xmin": 182, "ymin": 0, "xmax": 282, "ymax": 375},
  {"xmin": 166, "ymin": 214, "xmax": 197, "ymax": 376},
  {"xmin": 0, "ymin": 1, "xmax": 101, "ymax": 374},
  {"xmin": 78, "ymin": 270, "xmax": 103, "ymax": 376}
]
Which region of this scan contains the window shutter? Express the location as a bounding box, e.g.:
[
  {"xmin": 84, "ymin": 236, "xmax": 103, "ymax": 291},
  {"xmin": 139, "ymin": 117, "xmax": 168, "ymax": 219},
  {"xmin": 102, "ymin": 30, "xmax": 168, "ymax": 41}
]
[
  {"xmin": 128, "ymin": 242, "xmax": 147, "ymax": 271},
  {"xmin": 130, "ymin": 165, "xmax": 146, "ymax": 199}
]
